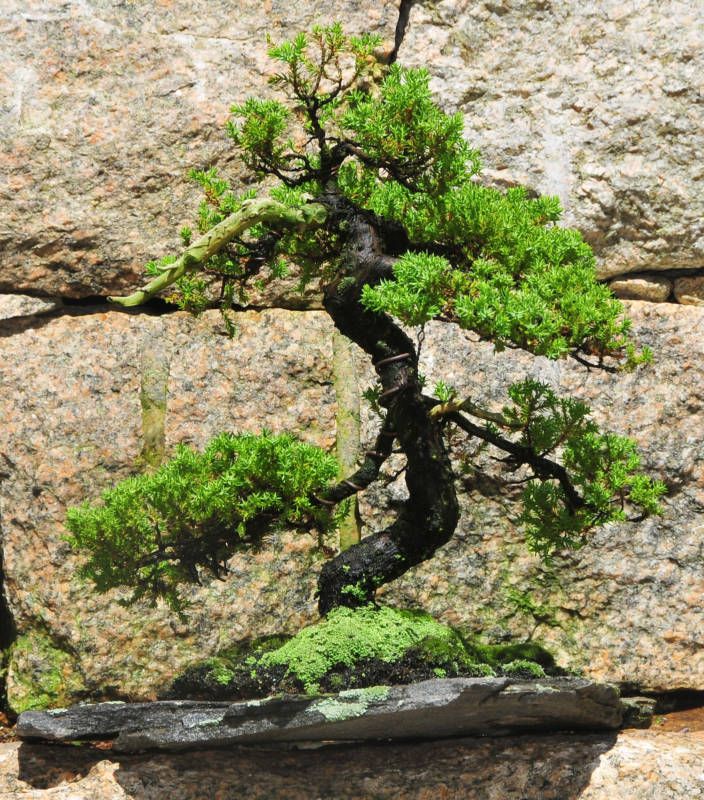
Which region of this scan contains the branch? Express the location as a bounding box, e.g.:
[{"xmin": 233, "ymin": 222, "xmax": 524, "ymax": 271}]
[
  {"xmin": 448, "ymin": 411, "xmax": 585, "ymax": 513},
  {"xmin": 430, "ymin": 396, "xmax": 520, "ymax": 429},
  {"xmin": 315, "ymin": 416, "xmax": 396, "ymax": 506},
  {"xmin": 108, "ymin": 198, "xmax": 328, "ymax": 307},
  {"xmin": 570, "ymin": 351, "xmax": 620, "ymax": 373}
]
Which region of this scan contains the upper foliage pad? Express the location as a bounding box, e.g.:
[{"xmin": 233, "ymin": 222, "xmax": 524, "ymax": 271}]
[{"xmin": 358, "ymin": 183, "xmax": 643, "ymax": 364}]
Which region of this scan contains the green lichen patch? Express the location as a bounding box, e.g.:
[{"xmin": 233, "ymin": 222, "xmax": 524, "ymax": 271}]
[
  {"xmin": 313, "ymin": 697, "xmax": 368, "ymax": 722},
  {"xmin": 339, "ymin": 685, "xmax": 390, "ymax": 702},
  {"xmin": 6, "ymin": 631, "xmax": 85, "ymax": 714},
  {"xmin": 309, "ymin": 685, "xmax": 391, "ymax": 721}
]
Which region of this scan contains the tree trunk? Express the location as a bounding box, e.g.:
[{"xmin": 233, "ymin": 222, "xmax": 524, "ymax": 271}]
[{"xmin": 317, "ymin": 204, "xmax": 460, "ymax": 614}]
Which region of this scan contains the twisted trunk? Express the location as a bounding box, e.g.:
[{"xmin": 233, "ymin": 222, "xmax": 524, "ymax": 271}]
[{"xmin": 317, "ymin": 203, "xmax": 459, "ymax": 614}]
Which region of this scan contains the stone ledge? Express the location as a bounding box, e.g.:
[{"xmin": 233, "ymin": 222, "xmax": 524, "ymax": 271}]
[{"xmin": 16, "ymin": 677, "xmax": 622, "ymax": 753}]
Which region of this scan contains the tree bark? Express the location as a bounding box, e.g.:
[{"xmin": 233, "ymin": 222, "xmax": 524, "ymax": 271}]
[
  {"xmin": 108, "ymin": 199, "xmax": 328, "ymax": 307},
  {"xmin": 317, "ymin": 203, "xmax": 460, "ymax": 614}
]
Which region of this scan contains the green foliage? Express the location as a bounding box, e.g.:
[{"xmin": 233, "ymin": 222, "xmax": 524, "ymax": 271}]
[
  {"xmin": 497, "ymin": 379, "xmax": 666, "ymax": 555},
  {"xmin": 339, "ymin": 64, "xmax": 479, "ymax": 194},
  {"xmin": 361, "ymin": 251, "xmax": 463, "ymax": 327},
  {"xmin": 359, "ymin": 182, "xmax": 635, "ymax": 362},
  {"xmin": 226, "ymin": 97, "xmax": 291, "ymax": 178},
  {"xmin": 433, "ymin": 380, "xmax": 457, "ymax": 404},
  {"xmin": 66, "ymin": 432, "xmax": 344, "ymax": 610},
  {"xmin": 227, "ymin": 23, "xmax": 382, "ymax": 179}
]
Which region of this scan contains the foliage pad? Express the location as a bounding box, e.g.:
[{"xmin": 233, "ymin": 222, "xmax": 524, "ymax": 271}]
[{"xmin": 66, "ymin": 432, "xmax": 343, "ymax": 610}]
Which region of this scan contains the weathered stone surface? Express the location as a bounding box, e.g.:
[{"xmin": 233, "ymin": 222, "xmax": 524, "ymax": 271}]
[
  {"xmin": 398, "ymin": 1, "xmax": 704, "ymax": 278},
  {"xmin": 375, "ymin": 302, "xmax": 704, "ymax": 691},
  {"xmin": 621, "ymin": 696, "xmax": 657, "ymax": 729},
  {"xmin": 1, "ymin": 301, "xmax": 702, "ymax": 707},
  {"xmin": 674, "ymin": 275, "xmax": 704, "ymax": 306},
  {"xmin": 0, "ymin": 1, "xmax": 399, "ymax": 298},
  {"xmin": 3, "ymin": 0, "xmax": 703, "ymax": 299},
  {"xmin": 0, "ymin": 308, "xmax": 334, "ymax": 710},
  {"xmin": 1, "ymin": 730, "xmax": 703, "ymax": 798},
  {"xmin": 0, "ymin": 295, "xmax": 62, "ymax": 321},
  {"xmin": 609, "ymin": 275, "xmax": 673, "ymax": 303},
  {"xmin": 15, "ymin": 678, "xmax": 622, "ymax": 752}
]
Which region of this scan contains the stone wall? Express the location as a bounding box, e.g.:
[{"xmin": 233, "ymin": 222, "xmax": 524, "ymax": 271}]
[
  {"xmin": 0, "ymin": 0, "xmax": 702, "ymax": 712},
  {"xmin": 400, "ymin": 0, "xmax": 704, "ymax": 302}
]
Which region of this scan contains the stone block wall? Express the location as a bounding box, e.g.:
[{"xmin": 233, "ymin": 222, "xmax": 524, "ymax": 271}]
[{"xmin": 0, "ymin": 0, "xmax": 702, "ymax": 710}]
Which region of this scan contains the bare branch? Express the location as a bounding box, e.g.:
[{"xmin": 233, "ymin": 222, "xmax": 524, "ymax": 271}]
[
  {"xmin": 315, "ymin": 415, "xmax": 397, "ymax": 506},
  {"xmin": 430, "ymin": 396, "xmax": 520, "ymax": 429}
]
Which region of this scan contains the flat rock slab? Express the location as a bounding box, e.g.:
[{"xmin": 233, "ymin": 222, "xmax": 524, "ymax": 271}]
[{"xmin": 16, "ymin": 678, "xmax": 622, "ymax": 753}]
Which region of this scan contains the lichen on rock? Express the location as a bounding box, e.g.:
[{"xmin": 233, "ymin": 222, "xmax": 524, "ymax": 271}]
[{"xmin": 6, "ymin": 630, "xmax": 85, "ymax": 714}]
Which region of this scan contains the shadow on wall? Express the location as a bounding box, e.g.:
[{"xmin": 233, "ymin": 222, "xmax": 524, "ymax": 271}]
[{"xmin": 17, "ymin": 733, "xmax": 618, "ymax": 798}]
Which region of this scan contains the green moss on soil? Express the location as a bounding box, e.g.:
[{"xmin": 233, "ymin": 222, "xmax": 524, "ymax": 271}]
[
  {"xmin": 165, "ymin": 606, "xmax": 557, "ymax": 701},
  {"xmin": 259, "ymin": 605, "xmax": 485, "ymax": 693},
  {"xmin": 465, "ymin": 639, "xmax": 558, "ymax": 672},
  {"xmin": 502, "ymin": 659, "xmax": 547, "ymax": 678}
]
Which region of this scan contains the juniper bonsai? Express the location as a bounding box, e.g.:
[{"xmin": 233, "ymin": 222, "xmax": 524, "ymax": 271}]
[{"xmin": 67, "ymin": 24, "xmax": 665, "ymax": 618}]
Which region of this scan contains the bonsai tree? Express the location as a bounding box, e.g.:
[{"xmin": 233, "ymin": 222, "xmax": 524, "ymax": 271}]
[{"xmin": 67, "ymin": 25, "xmax": 664, "ymax": 633}]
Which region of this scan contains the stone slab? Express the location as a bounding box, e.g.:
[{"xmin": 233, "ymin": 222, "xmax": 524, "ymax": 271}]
[
  {"xmin": 15, "ymin": 678, "xmax": 622, "ymax": 753},
  {"xmin": 399, "ymin": 1, "xmax": 704, "ymax": 278}
]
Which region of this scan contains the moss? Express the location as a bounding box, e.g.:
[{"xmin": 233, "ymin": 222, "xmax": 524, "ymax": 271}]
[
  {"xmin": 501, "ymin": 659, "xmax": 546, "ymax": 678},
  {"xmin": 260, "ymin": 605, "xmax": 475, "ymax": 693},
  {"xmin": 162, "ymin": 634, "xmax": 292, "ymax": 700},
  {"xmin": 7, "ymin": 631, "xmax": 85, "ymax": 714},
  {"xmin": 461, "ymin": 637, "xmax": 557, "ymax": 671},
  {"xmin": 340, "ymin": 583, "xmax": 368, "ymax": 602},
  {"xmin": 202, "ymin": 659, "xmax": 235, "ymax": 686},
  {"xmin": 166, "ymin": 609, "xmax": 562, "ymax": 702}
]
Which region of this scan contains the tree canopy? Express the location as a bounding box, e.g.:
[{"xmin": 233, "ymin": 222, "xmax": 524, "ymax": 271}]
[{"xmin": 67, "ymin": 24, "xmax": 665, "ymax": 614}]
